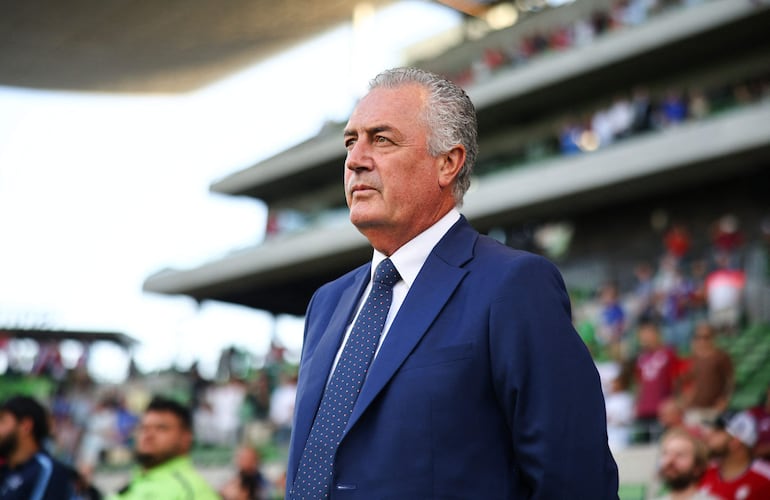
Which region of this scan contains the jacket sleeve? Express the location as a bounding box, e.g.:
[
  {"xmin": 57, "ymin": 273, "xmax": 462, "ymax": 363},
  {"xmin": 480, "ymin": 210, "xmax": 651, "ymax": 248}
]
[{"xmin": 489, "ymin": 253, "xmax": 619, "ymax": 498}]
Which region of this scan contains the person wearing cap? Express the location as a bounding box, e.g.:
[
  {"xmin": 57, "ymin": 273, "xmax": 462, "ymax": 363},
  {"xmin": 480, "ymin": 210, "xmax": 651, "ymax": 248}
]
[
  {"xmin": 699, "ymin": 410, "xmax": 770, "ymax": 499},
  {"xmin": 109, "ymin": 396, "xmax": 218, "ymax": 500},
  {"xmin": 0, "ymin": 394, "xmax": 76, "ymax": 499}
]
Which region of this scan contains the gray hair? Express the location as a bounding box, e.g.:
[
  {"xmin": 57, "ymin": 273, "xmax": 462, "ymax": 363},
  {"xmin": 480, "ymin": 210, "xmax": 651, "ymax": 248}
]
[{"xmin": 369, "ymin": 67, "xmax": 478, "ymax": 205}]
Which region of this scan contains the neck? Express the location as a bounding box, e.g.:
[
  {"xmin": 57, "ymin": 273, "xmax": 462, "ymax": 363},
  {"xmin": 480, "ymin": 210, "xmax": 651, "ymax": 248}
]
[
  {"xmin": 720, "ymin": 451, "xmax": 751, "ymax": 480},
  {"xmin": 362, "ymin": 206, "xmax": 454, "ymax": 256},
  {"xmin": 9, "ymin": 442, "xmax": 39, "ymax": 468}
]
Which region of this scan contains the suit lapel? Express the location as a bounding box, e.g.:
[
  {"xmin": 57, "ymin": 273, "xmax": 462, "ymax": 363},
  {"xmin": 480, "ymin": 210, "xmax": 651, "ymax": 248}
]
[
  {"xmin": 291, "ymin": 265, "xmax": 370, "ymax": 458},
  {"xmin": 344, "ymin": 217, "xmax": 478, "ymax": 434}
]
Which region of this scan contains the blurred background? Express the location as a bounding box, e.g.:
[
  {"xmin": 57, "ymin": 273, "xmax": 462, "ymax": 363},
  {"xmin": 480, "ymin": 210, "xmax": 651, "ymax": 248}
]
[{"xmin": 1, "ymin": 0, "xmax": 769, "ymax": 498}]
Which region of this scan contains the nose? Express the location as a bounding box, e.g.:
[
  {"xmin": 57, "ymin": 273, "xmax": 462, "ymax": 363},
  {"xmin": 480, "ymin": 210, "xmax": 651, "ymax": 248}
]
[{"xmin": 345, "ymin": 139, "xmax": 373, "ymax": 172}]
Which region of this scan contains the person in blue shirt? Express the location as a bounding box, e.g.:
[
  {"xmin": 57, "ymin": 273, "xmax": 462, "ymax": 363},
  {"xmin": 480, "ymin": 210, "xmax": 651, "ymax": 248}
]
[{"xmin": 0, "ymin": 394, "xmax": 76, "ymax": 500}]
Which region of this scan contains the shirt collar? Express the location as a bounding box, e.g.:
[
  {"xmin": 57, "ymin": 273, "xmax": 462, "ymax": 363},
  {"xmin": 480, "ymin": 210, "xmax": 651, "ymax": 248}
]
[
  {"xmin": 136, "ymin": 455, "xmax": 193, "ymax": 478},
  {"xmin": 371, "ymin": 208, "xmax": 461, "ymax": 289}
]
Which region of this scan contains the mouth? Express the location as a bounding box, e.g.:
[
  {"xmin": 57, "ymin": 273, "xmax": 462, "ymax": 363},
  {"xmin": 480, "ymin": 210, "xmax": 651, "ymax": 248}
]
[{"xmin": 350, "ymin": 184, "xmax": 377, "ymax": 196}]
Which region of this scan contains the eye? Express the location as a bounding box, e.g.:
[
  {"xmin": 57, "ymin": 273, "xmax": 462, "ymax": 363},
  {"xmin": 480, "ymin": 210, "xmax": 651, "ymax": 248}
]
[
  {"xmin": 374, "ymin": 135, "xmax": 391, "ymax": 145},
  {"xmin": 344, "ymin": 138, "xmax": 356, "ymax": 150}
]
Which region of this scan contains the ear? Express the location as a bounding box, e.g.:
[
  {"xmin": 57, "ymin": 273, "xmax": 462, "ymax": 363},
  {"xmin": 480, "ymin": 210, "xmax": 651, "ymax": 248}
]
[
  {"xmin": 18, "ymin": 417, "xmax": 35, "ymax": 440},
  {"xmin": 181, "ymin": 429, "xmax": 194, "ymax": 451},
  {"xmin": 437, "ymin": 145, "xmax": 466, "ymax": 190}
]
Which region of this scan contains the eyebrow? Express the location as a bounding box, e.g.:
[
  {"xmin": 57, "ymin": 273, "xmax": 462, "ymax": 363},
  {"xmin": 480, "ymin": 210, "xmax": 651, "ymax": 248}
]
[{"xmin": 343, "ymin": 124, "xmax": 396, "ymax": 138}]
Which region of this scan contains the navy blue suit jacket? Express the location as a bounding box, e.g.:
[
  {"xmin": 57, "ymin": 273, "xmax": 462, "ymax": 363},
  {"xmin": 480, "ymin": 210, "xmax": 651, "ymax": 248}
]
[{"xmin": 287, "ymin": 217, "xmax": 619, "ymax": 498}]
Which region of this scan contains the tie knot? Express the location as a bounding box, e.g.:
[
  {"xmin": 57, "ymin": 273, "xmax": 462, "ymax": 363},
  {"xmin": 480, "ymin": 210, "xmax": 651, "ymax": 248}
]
[{"xmin": 373, "ymin": 258, "xmax": 401, "ymax": 288}]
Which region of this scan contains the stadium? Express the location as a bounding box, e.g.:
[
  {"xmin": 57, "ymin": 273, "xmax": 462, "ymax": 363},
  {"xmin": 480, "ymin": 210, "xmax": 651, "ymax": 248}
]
[{"xmin": 2, "ymin": 0, "xmax": 770, "ymax": 497}]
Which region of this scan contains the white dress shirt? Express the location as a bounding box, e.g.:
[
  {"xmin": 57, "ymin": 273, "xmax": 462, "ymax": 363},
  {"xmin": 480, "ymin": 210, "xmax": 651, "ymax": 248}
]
[{"xmin": 330, "ymin": 208, "xmax": 461, "ymax": 374}]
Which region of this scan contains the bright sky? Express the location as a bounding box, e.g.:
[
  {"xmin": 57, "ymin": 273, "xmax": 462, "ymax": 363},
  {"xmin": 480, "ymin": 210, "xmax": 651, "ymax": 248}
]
[{"xmin": 0, "ymin": 1, "xmax": 460, "ymax": 382}]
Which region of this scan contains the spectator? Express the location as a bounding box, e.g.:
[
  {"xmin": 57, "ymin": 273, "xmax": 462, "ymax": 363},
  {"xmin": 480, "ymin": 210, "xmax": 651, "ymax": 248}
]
[
  {"xmin": 663, "ymin": 224, "xmax": 691, "ymax": 261},
  {"xmin": 745, "ymin": 215, "xmax": 770, "ymax": 324},
  {"xmin": 0, "ymin": 395, "xmax": 77, "ymax": 499},
  {"xmin": 688, "ymin": 259, "xmax": 710, "ymax": 323},
  {"xmin": 606, "ymin": 371, "xmax": 635, "ymax": 453},
  {"xmin": 77, "ymin": 395, "xmax": 120, "ymax": 483},
  {"xmin": 711, "ymin": 214, "xmax": 745, "ymax": 267},
  {"xmin": 591, "ymin": 106, "xmax": 615, "ymax": 148},
  {"xmin": 749, "ymin": 384, "xmax": 770, "ymax": 462},
  {"xmin": 654, "ymin": 428, "xmax": 717, "ymax": 500},
  {"xmin": 207, "ymin": 377, "xmax": 246, "ymax": 446},
  {"xmin": 268, "ymin": 370, "xmax": 297, "ymax": 446},
  {"xmin": 244, "ymin": 371, "xmax": 271, "ymax": 422},
  {"xmin": 220, "ymin": 445, "xmax": 272, "ymax": 500},
  {"xmin": 220, "ymin": 472, "xmax": 260, "ymax": 500},
  {"xmin": 699, "ymin": 411, "xmax": 770, "ymax": 499},
  {"xmin": 688, "ymin": 88, "xmax": 710, "ymax": 120},
  {"xmin": 630, "ymin": 86, "xmax": 654, "ymax": 133},
  {"xmin": 110, "ymin": 397, "xmax": 218, "ymax": 499},
  {"xmin": 705, "ymin": 255, "xmax": 746, "ymax": 335},
  {"xmin": 680, "ymin": 322, "xmax": 734, "ymax": 430},
  {"xmin": 607, "ymin": 94, "xmax": 634, "ymax": 140},
  {"xmin": 635, "ymin": 319, "xmax": 680, "ymax": 443},
  {"xmin": 657, "ymin": 89, "xmax": 688, "ymax": 127},
  {"xmin": 658, "ymin": 398, "xmax": 702, "ymax": 438},
  {"xmin": 558, "ymin": 118, "xmax": 584, "ymax": 155},
  {"xmin": 654, "ymin": 251, "xmax": 695, "ymax": 351},
  {"xmin": 630, "ymin": 261, "xmax": 656, "ymax": 322},
  {"xmin": 187, "ymin": 361, "xmax": 210, "ymax": 414},
  {"xmin": 115, "ymin": 396, "xmax": 139, "ymax": 449},
  {"xmin": 597, "ymin": 281, "xmax": 626, "ymax": 361}
]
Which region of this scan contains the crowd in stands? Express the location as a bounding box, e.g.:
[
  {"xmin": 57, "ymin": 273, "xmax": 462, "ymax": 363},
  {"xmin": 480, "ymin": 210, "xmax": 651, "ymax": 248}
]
[
  {"xmin": 0, "ymin": 339, "xmax": 297, "ymax": 498},
  {"xmin": 473, "ymin": 71, "xmax": 770, "ymax": 178},
  {"xmin": 573, "ymin": 211, "xmax": 770, "ymax": 496},
  {"xmin": 0, "ymin": 392, "xmax": 280, "ymax": 499},
  {"xmin": 449, "ymin": 0, "xmax": 716, "ymax": 88}
]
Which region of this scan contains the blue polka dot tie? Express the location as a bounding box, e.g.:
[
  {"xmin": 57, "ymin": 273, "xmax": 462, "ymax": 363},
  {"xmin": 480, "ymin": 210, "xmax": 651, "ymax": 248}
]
[{"xmin": 291, "ymin": 258, "xmax": 401, "ymax": 499}]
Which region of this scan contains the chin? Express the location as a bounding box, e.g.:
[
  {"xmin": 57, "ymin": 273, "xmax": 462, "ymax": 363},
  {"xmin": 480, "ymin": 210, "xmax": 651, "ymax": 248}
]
[{"xmin": 349, "ymin": 212, "xmax": 381, "ymax": 229}]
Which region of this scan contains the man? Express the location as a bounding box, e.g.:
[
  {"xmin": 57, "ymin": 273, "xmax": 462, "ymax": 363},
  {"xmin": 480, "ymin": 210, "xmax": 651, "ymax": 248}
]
[
  {"xmin": 654, "ymin": 428, "xmax": 717, "ymax": 500},
  {"xmin": 635, "ymin": 318, "xmax": 680, "ymax": 443},
  {"xmin": 110, "ymin": 396, "xmax": 218, "ymax": 499},
  {"xmin": 220, "ymin": 445, "xmax": 271, "ymax": 500},
  {"xmin": 658, "ymin": 398, "xmax": 703, "ymax": 439},
  {"xmin": 681, "ymin": 321, "xmax": 734, "ymax": 429},
  {"xmin": 699, "ymin": 411, "xmax": 770, "ymax": 499},
  {"xmin": 286, "ymin": 67, "xmax": 618, "ymax": 499},
  {"xmin": 0, "ymin": 395, "xmax": 75, "ymax": 499}
]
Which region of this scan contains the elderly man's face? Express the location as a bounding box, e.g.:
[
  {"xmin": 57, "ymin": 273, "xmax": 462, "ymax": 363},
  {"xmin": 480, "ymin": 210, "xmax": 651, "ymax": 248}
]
[{"xmin": 343, "ymin": 84, "xmax": 459, "ymax": 254}]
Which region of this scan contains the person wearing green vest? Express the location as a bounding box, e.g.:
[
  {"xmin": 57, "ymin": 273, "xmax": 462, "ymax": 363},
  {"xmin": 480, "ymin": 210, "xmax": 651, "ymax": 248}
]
[{"xmin": 110, "ymin": 396, "xmax": 218, "ymax": 500}]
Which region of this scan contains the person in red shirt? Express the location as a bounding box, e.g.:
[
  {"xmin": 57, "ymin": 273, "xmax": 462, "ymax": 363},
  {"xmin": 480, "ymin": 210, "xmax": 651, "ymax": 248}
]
[
  {"xmin": 699, "ymin": 411, "xmax": 770, "ymax": 499},
  {"xmin": 635, "ymin": 319, "xmax": 680, "ymax": 443}
]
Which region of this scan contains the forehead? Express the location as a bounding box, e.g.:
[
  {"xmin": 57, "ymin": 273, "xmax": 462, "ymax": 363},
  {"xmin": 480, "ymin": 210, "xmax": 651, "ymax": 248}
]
[
  {"xmin": 142, "ymin": 410, "xmax": 182, "ymax": 427},
  {"xmin": 347, "ymin": 84, "xmax": 427, "ymax": 130},
  {"xmin": 663, "ymin": 435, "xmax": 695, "ymax": 454}
]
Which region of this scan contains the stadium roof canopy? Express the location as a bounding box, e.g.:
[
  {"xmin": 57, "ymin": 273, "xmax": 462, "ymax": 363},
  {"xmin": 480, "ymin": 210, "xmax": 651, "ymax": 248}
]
[
  {"xmin": 0, "ymin": 0, "xmax": 406, "ymax": 93},
  {"xmin": 1, "ymin": 328, "xmax": 138, "ymax": 349},
  {"xmin": 0, "ymin": 0, "xmax": 500, "ymax": 94}
]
